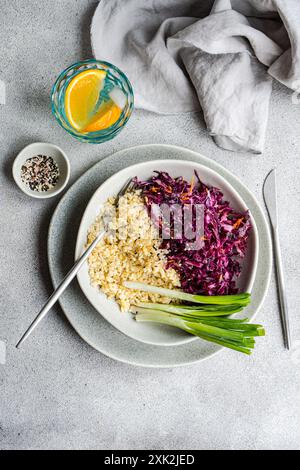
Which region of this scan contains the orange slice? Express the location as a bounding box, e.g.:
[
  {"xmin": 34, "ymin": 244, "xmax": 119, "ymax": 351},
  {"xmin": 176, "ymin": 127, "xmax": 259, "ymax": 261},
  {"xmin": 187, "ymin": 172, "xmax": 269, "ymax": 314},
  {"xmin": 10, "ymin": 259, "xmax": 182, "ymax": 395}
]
[
  {"xmin": 64, "ymin": 69, "xmax": 106, "ymax": 131},
  {"xmin": 82, "ymin": 101, "xmax": 122, "ymax": 133}
]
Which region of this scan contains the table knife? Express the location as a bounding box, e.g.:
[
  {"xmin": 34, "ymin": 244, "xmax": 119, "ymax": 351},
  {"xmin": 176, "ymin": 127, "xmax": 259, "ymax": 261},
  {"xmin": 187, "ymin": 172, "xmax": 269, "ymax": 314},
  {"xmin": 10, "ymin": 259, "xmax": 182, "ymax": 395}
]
[{"xmin": 263, "ymin": 169, "xmax": 291, "ymax": 350}]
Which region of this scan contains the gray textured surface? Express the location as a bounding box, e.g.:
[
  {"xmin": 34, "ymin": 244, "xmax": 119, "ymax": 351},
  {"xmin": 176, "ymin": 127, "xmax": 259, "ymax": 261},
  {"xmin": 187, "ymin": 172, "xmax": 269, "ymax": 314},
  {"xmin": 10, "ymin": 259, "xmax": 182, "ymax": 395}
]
[{"xmin": 0, "ymin": 0, "xmax": 300, "ymax": 450}]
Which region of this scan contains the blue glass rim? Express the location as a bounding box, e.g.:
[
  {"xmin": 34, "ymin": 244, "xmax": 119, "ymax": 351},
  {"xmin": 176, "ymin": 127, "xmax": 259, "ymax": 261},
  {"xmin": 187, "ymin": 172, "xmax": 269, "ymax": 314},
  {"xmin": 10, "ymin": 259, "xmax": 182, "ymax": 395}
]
[{"xmin": 51, "ymin": 59, "xmax": 134, "ymax": 143}]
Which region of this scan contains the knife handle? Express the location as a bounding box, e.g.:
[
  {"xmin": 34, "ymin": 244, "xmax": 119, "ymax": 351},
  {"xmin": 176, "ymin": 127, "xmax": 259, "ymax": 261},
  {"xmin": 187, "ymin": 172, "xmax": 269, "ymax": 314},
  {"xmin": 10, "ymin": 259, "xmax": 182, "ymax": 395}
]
[{"xmin": 273, "ymin": 228, "xmax": 291, "ymax": 350}]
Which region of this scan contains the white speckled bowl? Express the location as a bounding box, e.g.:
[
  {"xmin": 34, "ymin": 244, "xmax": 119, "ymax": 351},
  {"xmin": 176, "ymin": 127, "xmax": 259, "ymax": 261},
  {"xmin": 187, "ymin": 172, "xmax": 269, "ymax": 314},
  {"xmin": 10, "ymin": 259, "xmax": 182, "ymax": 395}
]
[
  {"xmin": 48, "ymin": 144, "xmax": 272, "ymax": 367},
  {"xmin": 12, "ymin": 142, "xmax": 70, "ymax": 199}
]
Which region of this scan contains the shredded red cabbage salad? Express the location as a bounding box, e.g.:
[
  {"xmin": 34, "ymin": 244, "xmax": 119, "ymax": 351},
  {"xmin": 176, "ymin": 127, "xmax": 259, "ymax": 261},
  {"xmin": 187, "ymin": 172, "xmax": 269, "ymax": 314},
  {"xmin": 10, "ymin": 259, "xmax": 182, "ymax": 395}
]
[{"xmin": 134, "ymin": 171, "xmax": 252, "ymax": 296}]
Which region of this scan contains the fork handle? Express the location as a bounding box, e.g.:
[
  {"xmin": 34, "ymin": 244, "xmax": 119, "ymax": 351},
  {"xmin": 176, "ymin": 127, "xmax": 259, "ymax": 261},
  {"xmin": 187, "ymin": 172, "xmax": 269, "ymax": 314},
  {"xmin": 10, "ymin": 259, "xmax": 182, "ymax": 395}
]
[
  {"xmin": 273, "ymin": 228, "xmax": 291, "ymax": 350},
  {"xmin": 16, "ymin": 230, "xmax": 106, "ymax": 349}
]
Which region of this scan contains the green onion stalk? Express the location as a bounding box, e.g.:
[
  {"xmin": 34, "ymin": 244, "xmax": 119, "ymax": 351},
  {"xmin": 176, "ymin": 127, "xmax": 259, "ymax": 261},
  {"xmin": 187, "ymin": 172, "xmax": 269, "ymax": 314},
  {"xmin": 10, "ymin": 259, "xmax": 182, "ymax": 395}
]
[{"xmin": 124, "ymin": 282, "xmax": 265, "ymax": 355}]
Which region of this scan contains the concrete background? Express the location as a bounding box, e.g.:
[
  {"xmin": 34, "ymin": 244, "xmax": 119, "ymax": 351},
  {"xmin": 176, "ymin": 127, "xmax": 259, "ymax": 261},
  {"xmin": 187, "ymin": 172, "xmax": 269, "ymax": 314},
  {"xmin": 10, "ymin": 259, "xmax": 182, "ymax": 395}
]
[{"xmin": 1, "ymin": 0, "xmax": 300, "ymax": 450}]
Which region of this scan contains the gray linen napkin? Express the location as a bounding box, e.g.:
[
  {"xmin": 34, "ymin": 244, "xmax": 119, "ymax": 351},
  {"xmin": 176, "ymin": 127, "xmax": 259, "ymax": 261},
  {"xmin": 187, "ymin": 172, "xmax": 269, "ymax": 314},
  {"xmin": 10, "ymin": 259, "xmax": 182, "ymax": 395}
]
[{"xmin": 91, "ymin": 0, "xmax": 300, "ymax": 153}]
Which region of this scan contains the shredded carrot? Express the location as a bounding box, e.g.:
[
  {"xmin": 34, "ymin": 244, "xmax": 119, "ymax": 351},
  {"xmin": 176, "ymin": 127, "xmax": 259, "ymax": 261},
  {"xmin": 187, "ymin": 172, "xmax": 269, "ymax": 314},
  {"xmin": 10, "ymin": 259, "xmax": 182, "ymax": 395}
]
[
  {"xmin": 233, "ymin": 217, "xmax": 244, "ymax": 229},
  {"xmin": 180, "ymin": 176, "xmax": 195, "ymax": 200},
  {"xmin": 189, "ymin": 175, "xmax": 195, "ymax": 195}
]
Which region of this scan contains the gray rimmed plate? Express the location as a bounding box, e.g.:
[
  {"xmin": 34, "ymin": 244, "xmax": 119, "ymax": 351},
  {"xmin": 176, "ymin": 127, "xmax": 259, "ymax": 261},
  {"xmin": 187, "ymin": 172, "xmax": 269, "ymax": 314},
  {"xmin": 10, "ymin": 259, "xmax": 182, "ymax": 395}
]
[{"xmin": 48, "ymin": 144, "xmax": 272, "ymax": 367}]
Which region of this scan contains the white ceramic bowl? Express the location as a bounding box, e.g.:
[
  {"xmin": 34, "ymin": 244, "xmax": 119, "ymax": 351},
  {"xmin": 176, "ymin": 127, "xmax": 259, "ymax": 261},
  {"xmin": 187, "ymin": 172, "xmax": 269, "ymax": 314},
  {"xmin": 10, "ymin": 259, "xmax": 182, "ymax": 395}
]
[
  {"xmin": 75, "ymin": 159, "xmax": 259, "ymax": 347},
  {"xmin": 12, "ymin": 142, "xmax": 70, "ymax": 199}
]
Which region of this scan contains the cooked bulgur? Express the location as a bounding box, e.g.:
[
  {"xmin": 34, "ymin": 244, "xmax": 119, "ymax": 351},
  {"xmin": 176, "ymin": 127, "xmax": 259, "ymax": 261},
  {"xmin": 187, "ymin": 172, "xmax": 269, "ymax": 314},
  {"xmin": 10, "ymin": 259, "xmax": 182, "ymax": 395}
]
[{"xmin": 87, "ymin": 190, "xmax": 180, "ymax": 311}]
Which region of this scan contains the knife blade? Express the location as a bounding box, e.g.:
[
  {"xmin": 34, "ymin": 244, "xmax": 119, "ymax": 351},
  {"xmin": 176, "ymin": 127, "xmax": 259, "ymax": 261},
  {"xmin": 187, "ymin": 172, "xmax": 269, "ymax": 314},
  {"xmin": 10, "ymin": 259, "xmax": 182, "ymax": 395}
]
[
  {"xmin": 263, "ymin": 169, "xmax": 291, "ymax": 350},
  {"xmin": 263, "ymin": 169, "xmax": 278, "ymax": 228}
]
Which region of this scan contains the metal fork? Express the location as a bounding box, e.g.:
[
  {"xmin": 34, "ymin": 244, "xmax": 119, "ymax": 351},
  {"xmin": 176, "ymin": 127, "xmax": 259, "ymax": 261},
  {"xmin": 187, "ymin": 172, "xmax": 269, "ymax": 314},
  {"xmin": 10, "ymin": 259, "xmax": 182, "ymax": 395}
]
[{"xmin": 16, "ymin": 178, "xmax": 133, "ymax": 349}]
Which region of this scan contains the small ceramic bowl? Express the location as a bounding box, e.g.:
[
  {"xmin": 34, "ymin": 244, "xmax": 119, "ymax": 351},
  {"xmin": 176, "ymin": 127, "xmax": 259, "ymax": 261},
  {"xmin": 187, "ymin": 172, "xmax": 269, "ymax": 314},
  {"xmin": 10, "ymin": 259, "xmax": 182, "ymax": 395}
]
[{"xmin": 12, "ymin": 142, "xmax": 70, "ymax": 199}]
